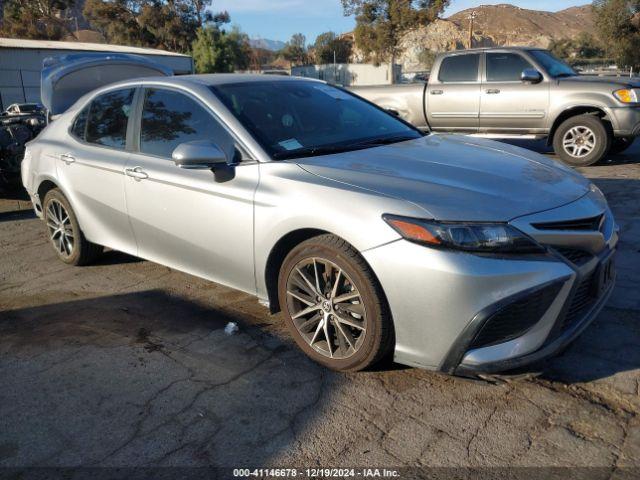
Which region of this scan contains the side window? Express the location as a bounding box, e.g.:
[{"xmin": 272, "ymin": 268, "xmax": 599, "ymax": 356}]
[
  {"xmin": 139, "ymin": 88, "xmax": 231, "ymax": 159},
  {"xmin": 70, "ymin": 105, "xmax": 89, "ymax": 141},
  {"xmin": 438, "ymin": 54, "xmax": 480, "ymax": 82},
  {"xmin": 85, "ymin": 88, "xmax": 135, "ymax": 149},
  {"xmin": 486, "ymin": 53, "xmax": 534, "ymax": 82}
]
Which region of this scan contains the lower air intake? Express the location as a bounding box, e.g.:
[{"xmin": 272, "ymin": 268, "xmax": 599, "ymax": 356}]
[{"xmin": 469, "ymin": 282, "xmax": 563, "ymax": 349}]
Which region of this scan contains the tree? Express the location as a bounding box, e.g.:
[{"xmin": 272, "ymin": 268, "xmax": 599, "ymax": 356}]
[
  {"xmin": 282, "ymin": 33, "xmax": 308, "ymax": 65},
  {"xmin": 0, "ymin": 0, "xmax": 77, "ymax": 40},
  {"xmin": 192, "ymin": 24, "xmax": 251, "ymax": 73},
  {"xmin": 593, "ymin": 0, "xmax": 640, "ymax": 69},
  {"xmin": 548, "ymin": 33, "xmax": 606, "ymax": 62},
  {"xmin": 313, "ymin": 31, "xmax": 352, "ymax": 64},
  {"xmin": 341, "ymin": 0, "xmax": 449, "ymax": 65},
  {"xmin": 83, "ymin": 0, "xmax": 225, "ymax": 53}
]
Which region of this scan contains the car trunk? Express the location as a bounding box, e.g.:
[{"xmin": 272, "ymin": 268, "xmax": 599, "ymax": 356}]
[{"xmin": 41, "ymin": 53, "xmax": 174, "ymax": 116}]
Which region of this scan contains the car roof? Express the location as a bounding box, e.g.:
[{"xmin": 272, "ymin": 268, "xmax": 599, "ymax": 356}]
[
  {"xmin": 137, "ymin": 73, "xmax": 321, "ymax": 87},
  {"xmin": 443, "ymin": 46, "xmax": 542, "ymax": 54}
]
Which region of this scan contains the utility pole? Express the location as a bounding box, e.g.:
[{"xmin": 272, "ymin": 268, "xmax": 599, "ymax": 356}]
[{"xmin": 468, "ymin": 11, "xmax": 477, "ymax": 49}]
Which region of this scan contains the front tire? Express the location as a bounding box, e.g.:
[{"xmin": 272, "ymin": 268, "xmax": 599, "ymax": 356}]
[
  {"xmin": 277, "ymin": 234, "xmax": 393, "ymax": 372},
  {"xmin": 552, "ymin": 115, "xmax": 611, "ymax": 166},
  {"xmin": 43, "ymin": 189, "xmax": 103, "ymax": 265}
]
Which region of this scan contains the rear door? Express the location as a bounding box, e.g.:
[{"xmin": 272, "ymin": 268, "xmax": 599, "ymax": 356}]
[
  {"xmin": 123, "ymin": 86, "xmax": 259, "ymax": 293},
  {"xmin": 426, "ymin": 53, "xmax": 481, "ymax": 133},
  {"xmin": 479, "ymin": 51, "xmax": 550, "ymax": 133},
  {"xmin": 58, "ymin": 87, "xmax": 137, "ymax": 254}
]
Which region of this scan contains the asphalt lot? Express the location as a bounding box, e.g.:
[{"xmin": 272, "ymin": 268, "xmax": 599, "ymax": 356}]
[{"xmin": 0, "ymin": 140, "xmax": 639, "ymax": 472}]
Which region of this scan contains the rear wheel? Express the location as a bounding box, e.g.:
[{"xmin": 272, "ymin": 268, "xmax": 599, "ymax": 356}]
[
  {"xmin": 43, "ymin": 189, "xmax": 103, "ymax": 265},
  {"xmin": 609, "ymin": 136, "xmax": 635, "ymax": 155},
  {"xmin": 277, "ymin": 234, "xmax": 393, "ymax": 372},
  {"xmin": 552, "ymin": 115, "xmax": 611, "ymax": 166}
]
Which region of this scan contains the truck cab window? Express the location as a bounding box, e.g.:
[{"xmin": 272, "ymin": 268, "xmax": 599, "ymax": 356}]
[
  {"xmin": 486, "ymin": 53, "xmax": 534, "ymax": 82},
  {"xmin": 438, "ymin": 54, "xmax": 480, "ymax": 82}
]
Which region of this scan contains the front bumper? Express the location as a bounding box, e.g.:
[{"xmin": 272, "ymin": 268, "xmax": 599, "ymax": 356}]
[
  {"xmin": 609, "ymin": 106, "xmax": 640, "ymax": 137},
  {"xmin": 363, "ymin": 190, "xmax": 618, "ymax": 374}
]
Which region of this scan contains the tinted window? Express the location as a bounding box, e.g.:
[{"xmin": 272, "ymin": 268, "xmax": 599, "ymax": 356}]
[
  {"xmin": 71, "ymin": 106, "xmax": 89, "ymax": 141},
  {"xmin": 211, "ymin": 81, "xmax": 421, "ymax": 160},
  {"xmin": 140, "ymin": 89, "xmax": 227, "ymax": 158},
  {"xmin": 438, "ymin": 54, "xmax": 480, "ymax": 82},
  {"xmin": 86, "ymin": 89, "xmax": 135, "ymax": 149},
  {"xmin": 486, "ymin": 53, "xmax": 534, "ymax": 81},
  {"xmin": 529, "ymin": 50, "xmax": 577, "ymax": 78}
]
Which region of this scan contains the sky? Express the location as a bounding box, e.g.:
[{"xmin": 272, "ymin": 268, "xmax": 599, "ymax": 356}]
[{"xmin": 212, "ymin": 0, "xmax": 591, "ymax": 44}]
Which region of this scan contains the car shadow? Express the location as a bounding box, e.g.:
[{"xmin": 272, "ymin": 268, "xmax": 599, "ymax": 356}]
[{"xmin": 0, "ymin": 290, "xmax": 338, "ymax": 467}]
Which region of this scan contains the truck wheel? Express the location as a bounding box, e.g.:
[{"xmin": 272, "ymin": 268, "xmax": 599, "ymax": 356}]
[
  {"xmin": 609, "ymin": 136, "xmax": 635, "ymax": 155},
  {"xmin": 278, "ymin": 234, "xmax": 393, "ymax": 372},
  {"xmin": 552, "ymin": 115, "xmax": 611, "ymax": 167},
  {"xmin": 43, "ymin": 188, "xmax": 103, "ymax": 266}
]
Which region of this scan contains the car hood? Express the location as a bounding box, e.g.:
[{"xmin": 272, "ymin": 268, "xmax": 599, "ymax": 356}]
[
  {"xmin": 295, "ymin": 135, "xmax": 591, "ymax": 222},
  {"xmin": 558, "ymin": 75, "xmax": 640, "ymax": 88}
]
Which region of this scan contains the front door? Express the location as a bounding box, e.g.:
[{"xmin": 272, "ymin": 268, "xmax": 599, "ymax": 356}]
[
  {"xmin": 123, "ymin": 87, "xmax": 259, "ymax": 294},
  {"xmin": 479, "ymin": 51, "xmax": 550, "ymax": 133},
  {"xmin": 426, "ymin": 53, "xmax": 481, "ymax": 133}
]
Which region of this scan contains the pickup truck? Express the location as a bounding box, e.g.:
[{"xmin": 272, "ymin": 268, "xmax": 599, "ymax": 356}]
[{"xmin": 353, "ymin": 47, "xmax": 640, "ymax": 166}]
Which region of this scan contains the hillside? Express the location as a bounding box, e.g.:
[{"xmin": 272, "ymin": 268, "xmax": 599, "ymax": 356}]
[
  {"xmin": 448, "ymin": 4, "xmax": 593, "ymax": 46},
  {"xmin": 397, "ymin": 4, "xmax": 594, "ymax": 70}
]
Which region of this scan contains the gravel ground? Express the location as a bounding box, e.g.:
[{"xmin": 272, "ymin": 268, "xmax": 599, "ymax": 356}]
[{"xmin": 0, "ymin": 142, "xmax": 638, "ymax": 474}]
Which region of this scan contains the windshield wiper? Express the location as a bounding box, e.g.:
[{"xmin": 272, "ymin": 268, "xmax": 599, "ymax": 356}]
[
  {"xmin": 272, "ymin": 134, "xmax": 420, "ymax": 160},
  {"xmin": 555, "ymin": 72, "xmax": 577, "ymax": 78},
  {"xmin": 351, "ymin": 134, "xmax": 419, "ymax": 148},
  {"xmin": 272, "ymin": 144, "xmax": 356, "ymax": 160}
]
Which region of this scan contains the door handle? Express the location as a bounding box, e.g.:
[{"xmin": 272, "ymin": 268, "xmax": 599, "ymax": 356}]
[
  {"xmin": 124, "ymin": 166, "xmax": 149, "ymax": 180},
  {"xmin": 430, "ymin": 89, "xmax": 443, "ymax": 95},
  {"xmin": 58, "ymin": 153, "xmax": 75, "ymax": 164},
  {"xmin": 486, "ymin": 89, "xmax": 501, "ymax": 94}
]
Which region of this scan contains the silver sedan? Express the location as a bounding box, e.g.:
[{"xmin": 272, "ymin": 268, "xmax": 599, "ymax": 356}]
[{"xmin": 22, "ymin": 69, "xmax": 617, "ymax": 374}]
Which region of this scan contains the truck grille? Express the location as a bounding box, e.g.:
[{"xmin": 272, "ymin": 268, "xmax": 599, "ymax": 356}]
[{"xmin": 469, "ymin": 282, "xmax": 562, "ymax": 349}]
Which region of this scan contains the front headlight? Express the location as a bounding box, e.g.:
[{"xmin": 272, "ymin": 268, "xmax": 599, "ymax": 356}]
[
  {"xmin": 613, "ymin": 88, "xmax": 639, "ymax": 104},
  {"xmin": 383, "ymin": 215, "xmax": 545, "ymax": 253}
]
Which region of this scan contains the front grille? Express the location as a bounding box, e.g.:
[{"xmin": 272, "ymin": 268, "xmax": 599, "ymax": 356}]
[
  {"xmin": 554, "ymin": 247, "xmax": 594, "ymax": 265},
  {"xmin": 469, "ymin": 282, "xmax": 563, "ymax": 349},
  {"xmin": 532, "ymin": 214, "xmax": 604, "ymax": 232}
]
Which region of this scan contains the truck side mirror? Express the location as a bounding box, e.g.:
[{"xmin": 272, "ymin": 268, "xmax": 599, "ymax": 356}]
[{"xmin": 521, "ymin": 69, "xmax": 543, "ymax": 84}]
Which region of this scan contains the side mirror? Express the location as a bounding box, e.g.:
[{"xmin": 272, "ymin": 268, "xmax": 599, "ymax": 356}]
[
  {"xmin": 172, "ymin": 140, "xmax": 228, "ymax": 169},
  {"xmin": 521, "ymin": 68, "xmax": 543, "ymax": 84}
]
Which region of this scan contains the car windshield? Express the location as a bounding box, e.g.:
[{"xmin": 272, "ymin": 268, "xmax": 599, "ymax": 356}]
[
  {"xmin": 529, "ymin": 50, "xmax": 577, "ymax": 78},
  {"xmin": 210, "ymin": 80, "xmax": 422, "ymax": 160}
]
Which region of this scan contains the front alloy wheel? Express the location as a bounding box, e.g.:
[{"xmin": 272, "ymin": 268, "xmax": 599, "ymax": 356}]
[
  {"xmin": 553, "ymin": 114, "xmax": 611, "ymax": 166},
  {"xmin": 286, "ymin": 257, "xmax": 367, "ymax": 360},
  {"xmin": 278, "ymin": 234, "xmax": 393, "ymax": 372}
]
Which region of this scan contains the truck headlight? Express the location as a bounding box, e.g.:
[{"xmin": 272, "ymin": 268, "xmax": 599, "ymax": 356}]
[
  {"xmin": 383, "ymin": 215, "xmax": 545, "ymax": 253},
  {"xmin": 613, "ymin": 88, "xmax": 639, "ymax": 104}
]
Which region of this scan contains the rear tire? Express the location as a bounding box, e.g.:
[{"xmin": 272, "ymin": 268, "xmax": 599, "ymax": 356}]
[
  {"xmin": 609, "ymin": 136, "xmax": 635, "ymax": 155},
  {"xmin": 43, "ymin": 188, "xmax": 103, "ymax": 266},
  {"xmin": 277, "ymin": 234, "xmax": 393, "ymax": 372},
  {"xmin": 552, "ymin": 115, "xmax": 611, "ymax": 166}
]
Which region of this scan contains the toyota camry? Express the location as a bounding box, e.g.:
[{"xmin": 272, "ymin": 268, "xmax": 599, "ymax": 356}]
[{"xmin": 21, "ymin": 54, "xmax": 617, "ymax": 374}]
